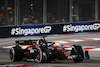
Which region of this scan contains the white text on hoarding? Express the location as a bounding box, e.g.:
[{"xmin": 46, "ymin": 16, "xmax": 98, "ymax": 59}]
[
  {"xmin": 63, "ymin": 23, "xmax": 100, "ymax": 32},
  {"xmin": 11, "ymin": 26, "xmax": 52, "ymax": 36}
]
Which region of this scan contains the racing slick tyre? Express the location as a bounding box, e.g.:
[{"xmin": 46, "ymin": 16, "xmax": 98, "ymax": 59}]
[
  {"xmin": 35, "ymin": 46, "xmax": 42, "ymax": 63},
  {"xmin": 41, "ymin": 48, "xmax": 50, "ymax": 63},
  {"xmin": 71, "ymin": 45, "xmax": 84, "ymax": 63},
  {"xmin": 9, "ymin": 46, "xmax": 24, "ymax": 62},
  {"xmin": 35, "ymin": 46, "xmax": 50, "ymax": 63}
]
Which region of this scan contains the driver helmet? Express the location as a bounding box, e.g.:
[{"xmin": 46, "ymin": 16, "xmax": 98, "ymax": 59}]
[{"xmin": 39, "ymin": 39, "xmax": 47, "ymax": 44}]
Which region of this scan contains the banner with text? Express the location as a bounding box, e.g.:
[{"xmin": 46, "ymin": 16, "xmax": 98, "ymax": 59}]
[{"xmin": 0, "ymin": 22, "xmax": 100, "ymax": 38}]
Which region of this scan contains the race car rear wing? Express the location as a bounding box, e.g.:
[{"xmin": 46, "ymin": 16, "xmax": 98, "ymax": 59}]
[{"xmin": 15, "ymin": 40, "xmax": 38, "ymax": 46}]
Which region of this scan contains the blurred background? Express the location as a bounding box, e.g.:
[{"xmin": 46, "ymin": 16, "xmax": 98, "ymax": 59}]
[
  {"xmin": 0, "ymin": 0, "xmax": 100, "ymax": 26},
  {"xmin": 0, "ymin": 0, "xmax": 100, "ymax": 38}
]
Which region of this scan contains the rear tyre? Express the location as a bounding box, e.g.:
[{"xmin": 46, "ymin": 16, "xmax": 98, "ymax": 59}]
[
  {"xmin": 71, "ymin": 45, "xmax": 84, "ymax": 63},
  {"xmin": 42, "ymin": 48, "xmax": 50, "ymax": 63},
  {"xmin": 35, "ymin": 46, "xmax": 42, "ymax": 63},
  {"xmin": 35, "ymin": 46, "xmax": 50, "ymax": 63},
  {"xmin": 9, "ymin": 46, "xmax": 23, "ymax": 62}
]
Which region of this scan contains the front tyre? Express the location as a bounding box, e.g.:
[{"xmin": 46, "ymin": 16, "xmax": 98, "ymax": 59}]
[
  {"xmin": 71, "ymin": 45, "xmax": 84, "ymax": 63},
  {"xmin": 9, "ymin": 47, "xmax": 23, "ymax": 62}
]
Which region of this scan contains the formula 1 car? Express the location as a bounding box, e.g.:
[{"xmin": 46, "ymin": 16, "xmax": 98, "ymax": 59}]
[{"xmin": 9, "ymin": 38, "xmax": 89, "ymax": 63}]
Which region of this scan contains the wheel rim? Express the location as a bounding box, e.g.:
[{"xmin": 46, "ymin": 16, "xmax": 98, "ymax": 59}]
[
  {"xmin": 9, "ymin": 48, "xmax": 15, "ymax": 61},
  {"xmin": 37, "ymin": 50, "xmax": 41, "ymax": 60},
  {"xmin": 10, "ymin": 50, "xmax": 13, "ymax": 60},
  {"xmin": 35, "ymin": 46, "xmax": 42, "ymax": 63}
]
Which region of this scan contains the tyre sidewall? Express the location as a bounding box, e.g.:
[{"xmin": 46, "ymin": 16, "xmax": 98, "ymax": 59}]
[{"xmin": 9, "ymin": 46, "xmax": 23, "ymax": 62}]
